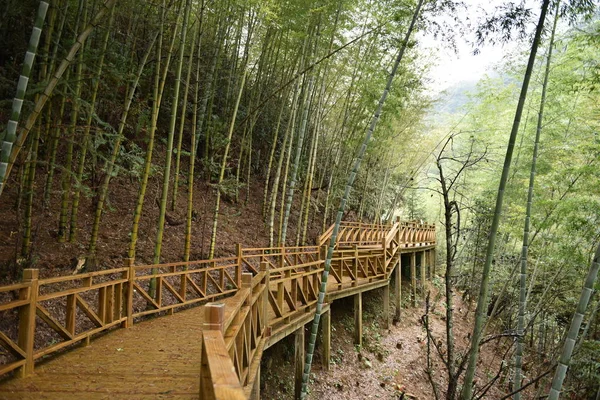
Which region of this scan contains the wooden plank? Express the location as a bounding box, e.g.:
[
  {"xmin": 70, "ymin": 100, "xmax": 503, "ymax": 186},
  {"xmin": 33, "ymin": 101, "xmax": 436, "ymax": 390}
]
[
  {"xmin": 114, "ymin": 282, "xmax": 123, "ymax": 321},
  {"xmin": 201, "ymin": 331, "xmax": 246, "ymax": 400},
  {"xmin": 66, "ymin": 294, "xmax": 76, "ymax": 336},
  {"xmin": 207, "ymin": 272, "xmax": 223, "ymax": 293},
  {"xmin": 186, "ymin": 275, "xmax": 207, "ymax": 297},
  {"xmin": 162, "ymin": 278, "xmax": 185, "ymax": 304},
  {"xmin": 283, "ymin": 286, "xmax": 297, "ymax": 312},
  {"xmin": 0, "ymin": 359, "xmax": 25, "ymax": 377},
  {"xmin": 268, "ymin": 290, "xmax": 283, "ymax": 318},
  {"xmin": 0, "ymin": 298, "xmax": 29, "ymax": 312},
  {"xmin": 98, "ymin": 286, "xmax": 107, "ymax": 324},
  {"xmin": 132, "ymin": 283, "xmax": 160, "ymax": 310},
  {"xmin": 0, "ymin": 330, "xmax": 26, "ymax": 358},
  {"xmin": 75, "ymin": 294, "xmax": 104, "ymax": 328},
  {"xmin": 36, "ymin": 278, "xmax": 128, "ymax": 302},
  {"xmin": 106, "ymin": 285, "xmax": 114, "ymax": 324},
  {"xmin": 36, "ymin": 304, "xmax": 72, "ymax": 340}
]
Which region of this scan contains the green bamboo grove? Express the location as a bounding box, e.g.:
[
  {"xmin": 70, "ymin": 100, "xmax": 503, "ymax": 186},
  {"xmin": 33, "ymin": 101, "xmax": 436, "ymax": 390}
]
[
  {"xmin": 1, "ymin": 0, "xmax": 428, "ymax": 273},
  {"xmin": 1, "ymin": 0, "xmax": 599, "ymax": 397}
]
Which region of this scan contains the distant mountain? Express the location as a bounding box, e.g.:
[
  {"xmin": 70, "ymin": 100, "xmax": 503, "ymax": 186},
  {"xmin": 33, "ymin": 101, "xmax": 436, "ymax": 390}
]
[{"xmin": 434, "ymin": 80, "xmax": 479, "ymax": 115}]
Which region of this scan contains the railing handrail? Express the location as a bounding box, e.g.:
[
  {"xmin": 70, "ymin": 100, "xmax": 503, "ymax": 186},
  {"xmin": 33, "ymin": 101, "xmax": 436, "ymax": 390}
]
[{"xmin": 0, "ymin": 219, "xmax": 436, "ymax": 382}]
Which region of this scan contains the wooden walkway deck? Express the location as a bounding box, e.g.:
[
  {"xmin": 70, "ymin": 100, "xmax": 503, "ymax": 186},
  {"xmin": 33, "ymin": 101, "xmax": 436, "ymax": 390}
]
[{"xmin": 0, "ymin": 220, "xmax": 436, "ymax": 399}]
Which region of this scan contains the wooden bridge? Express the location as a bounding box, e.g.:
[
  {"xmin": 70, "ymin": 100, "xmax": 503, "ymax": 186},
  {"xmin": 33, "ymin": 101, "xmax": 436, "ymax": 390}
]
[{"xmin": 0, "ymin": 220, "xmax": 436, "ymax": 399}]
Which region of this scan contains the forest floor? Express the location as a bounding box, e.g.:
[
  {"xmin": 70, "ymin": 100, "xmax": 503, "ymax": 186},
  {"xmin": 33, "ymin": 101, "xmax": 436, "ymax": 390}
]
[
  {"xmin": 261, "ymin": 282, "xmax": 509, "ymax": 400},
  {"xmin": 0, "ymin": 149, "xmax": 326, "ymax": 282}
]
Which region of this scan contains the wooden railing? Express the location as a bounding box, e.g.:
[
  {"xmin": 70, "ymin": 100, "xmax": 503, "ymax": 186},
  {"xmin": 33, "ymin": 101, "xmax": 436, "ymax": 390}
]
[
  {"xmin": 200, "ymin": 270, "xmax": 268, "ymax": 399},
  {"xmin": 317, "ymin": 221, "xmax": 391, "ymax": 247},
  {"xmin": 0, "ymin": 219, "xmax": 435, "ymax": 386}
]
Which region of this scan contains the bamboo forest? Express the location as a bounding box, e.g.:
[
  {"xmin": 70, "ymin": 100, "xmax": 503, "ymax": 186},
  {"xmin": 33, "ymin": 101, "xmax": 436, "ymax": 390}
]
[{"xmin": 0, "ymin": 0, "xmax": 599, "ymax": 398}]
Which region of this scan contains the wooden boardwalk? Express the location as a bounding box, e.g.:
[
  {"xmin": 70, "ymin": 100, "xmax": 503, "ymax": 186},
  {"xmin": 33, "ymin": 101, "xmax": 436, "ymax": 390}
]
[
  {"xmin": 0, "ymin": 221, "xmax": 436, "ymax": 399},
  {"xmin": 0, "ymin": 303, "xmax": 208, "ymax": 399}
]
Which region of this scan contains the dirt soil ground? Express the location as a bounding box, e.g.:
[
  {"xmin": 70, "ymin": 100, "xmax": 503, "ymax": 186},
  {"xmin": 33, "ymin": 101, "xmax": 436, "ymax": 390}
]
[
  {"xmin": 261, "ymin": 280, "xmax": 509, "ymax": 400},
  {"xmin": 0, "ymin": 144, "xmax": 326, "ymax": 282}
]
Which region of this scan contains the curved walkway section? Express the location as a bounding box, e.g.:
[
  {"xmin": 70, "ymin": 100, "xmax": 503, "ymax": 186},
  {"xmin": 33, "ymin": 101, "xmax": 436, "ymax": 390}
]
[{"xmin": 0, "ymin": 220, "xmax": 436, "ymax": 399}]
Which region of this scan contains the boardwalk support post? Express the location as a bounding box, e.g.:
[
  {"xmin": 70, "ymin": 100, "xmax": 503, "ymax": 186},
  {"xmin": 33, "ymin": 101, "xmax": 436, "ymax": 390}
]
[
  {"xmin": 251, "ymin": 365, "xmax": 260, "ymax": 400},
  {"xmin": 321, "ymin": 307, "xmax": 331, "ymax": 371},
  {"xmin": 294, "ymin": 325, "xmax": 305, "ymax": 400},
  {"xmin": 394, "ymin": 257, "xmax": 402, "ymax": 323},
  {"xmin": 383, "ymin": 282, "xmax": 390, "ymax": 329},
  {"xmin": 411, "ymin": 252, "xmax": 417, "ymax": 307},
  {"xmin": 420, "ymin": 251, "xmax": 426, "ymax": 296},
  {"xmin": 18, "ymin": 268, "xmax": 38, "ymax": 378},
  {"xmin": 354, "ymin": 292, "xmax": 362, "ymax": 346}
]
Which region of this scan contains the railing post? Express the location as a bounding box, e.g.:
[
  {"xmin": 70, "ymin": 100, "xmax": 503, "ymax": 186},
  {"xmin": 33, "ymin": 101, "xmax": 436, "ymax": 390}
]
[
  {"xmin": 124, "ymin": 258, "xmax": 134, "ymax": 328},
  {"xmin": 204, "ymin": 302, "xmax": 225, "ymax": 333},
  {"xmin": 260, "ymin": 262, "xmax": 270, "ymax": 333},
  {"xmin": 242, "ymin": 273, "xmax": 252, "ymax": 306},
  {"xmin": 352, "ymin": 245, "xmax": 358, "ymax": 285},
  {"xmin": 18, "ymin": 268, "xmax": 38, "ymax": 378},
  {"xmin": 236, "ymin": 244, "xmax": 243, "ymax": 287},
  {"xmin": 381, "ymin": 237, "xmax": 387, "ymax": 271}
]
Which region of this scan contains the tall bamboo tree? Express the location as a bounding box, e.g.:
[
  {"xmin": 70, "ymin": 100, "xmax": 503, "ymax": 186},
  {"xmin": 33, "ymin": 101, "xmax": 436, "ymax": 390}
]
[
  {"xmin": 128, "ymin": 2, "xmax": 178, "ymax": 259},
  {"xmin": 513, "ymin": 6, "xmax": 559, "ymax": 398},
  {"xmin": 1, "ymin": 0, "xmax": 117, "ymax": 197},
  {"xmin": 300, "ymin": 0, "xmax": 425, "ymax": 395},
  {"xmin": 58, "ymin": 0, "xmax": 88, "ymax": 243},
  {"xmin": 461, "ymin": 1, "xmax": 550, "ymax": 396},
  {"xmin": 280, "ymin": 22, "xmax": 319, "ymax": 245},
  {"xmin": 548, "ymin": 243, "xmax": 600, "ymax": 399},
  {"xmin": 69, "ymin": 7, "xmax": 115, "ymax": 242},
  {"xmin": 184, "ymin": 4, "xmax": 205, "ymax": 261},
  {"xmin": 88, "ymin": 31, "xmax": 158, "ymax": 259},
  {"xmin": 0, "ymin": 1, "xmax": 49, "ymax": 195},
  {"xmin": 171, "ymin": 13, "xmax": 197, "ymax": 212},
  {"xmin": 151, "ymin": 0, "xmax": 192, "ymax": 297},
  {"xmin": 208, "ymin": 68, "xmax": 248, "ymax": 259}
]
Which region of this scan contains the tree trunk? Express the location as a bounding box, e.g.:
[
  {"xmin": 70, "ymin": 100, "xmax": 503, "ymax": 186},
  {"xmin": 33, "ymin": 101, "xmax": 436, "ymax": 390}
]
[
  {"xmin": 548, "ymin": 244, "xmax": 600, "ymax": 399},
  {"xmin": 0, "ymin": 1, "xmax": 48, "ymax": 195},
  {"xmin": 461, "ymin": 1, "xmax": 550, "ymax": 396},
  {"xmin": 150, "ymin": 0, "xmax": 192, "ymax": 299},
  {"xmin": 514, "ymin": 7, "xmax": 559, "ymax": 398},
  {"xmin": 300, "ymin": 0, "xmax": 424, "ymax": 395},
  {"xmin": 1, "ymin": 0, "xmax": 117, "ymax": 197}
]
